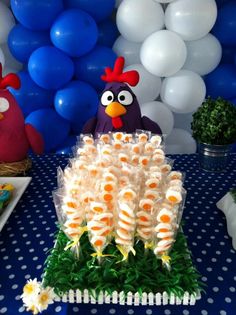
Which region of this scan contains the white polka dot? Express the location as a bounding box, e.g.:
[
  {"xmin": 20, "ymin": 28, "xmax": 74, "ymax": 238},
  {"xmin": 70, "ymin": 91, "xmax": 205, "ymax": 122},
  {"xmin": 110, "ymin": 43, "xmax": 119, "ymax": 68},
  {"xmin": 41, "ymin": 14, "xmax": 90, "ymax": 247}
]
[
  {"xmin": 206, "ymin": 267, "xmax": 212, "ymax": 272},
  {"xmin": 207, "ymin": 298, "xmax": 214, "ymax": 304},
  {"xmin": 109, "ymin": 309, "xmax": 116, "ymax": 314},
  {"xmin": 213, "ymin": 287, "xmax": 219, "ymax": 292},
  {"xmin": 91, "ymin": 309, "xmax": 97, "ymax": 314},
  {"xmin": 73, "ymin": 307, "xmax": 79, "ymax": 312},
  {"xmin": 55, "ymin": 306, "xmax": 62, "ymax": 312},
  {"xmin": 0, "ymin": 296, "xmax": 4, "ymax": 301},
  {"xmin": 18, "ymin": 306, "xmax": 25, "ymax": 313},
  {"xmin": 0, "ymin": 308, "xmax": 7, "ymax": 314},
  {"xmin": 220, "ymin": 311, "xmax": 227, "ymax": 315},
  {"xmin": 164, "ymin": 310, "xmax": 171, "ymax": 315},
  {"xmin": 183, "ymin": 310, "xmax": 189, "ymax": 315},
  {"xmin": 218, "ymin": 276, "xmax": 224, "ymax": 281},
  {"xmin": 127, "ymin": 310, "xmax": 134, "ymax": 315},
  {"xmin": 11, "ymin": 284, "xmax": 18, "ymax": 289},
  {"xmin": 225, "ymin": 297, "xmax": 231, "ymax": 303},
  {"xmin": 5, "ymin": 265, "xmax": 12, "ymax": 270},
  {"xmin": 229, "ymin": 287, "xmax": 236, "ymax": 292},
  {"xmin": 25, "ymin": 274, "xmax": 31, "ymax": 279},
  {"xmin": 226, "ymin": 258, "xmax": 232, "ymax": 263},
  {"xmin": 222, "ymin": 266, "xmax": 228, "ymax": 271},
  {"xmin": 146, "ymin": 310, "xmax": 152, "ymax": 315},
  {"xmin": 201, "ymin": 310, "xmax": 208, "ymax": 315}
]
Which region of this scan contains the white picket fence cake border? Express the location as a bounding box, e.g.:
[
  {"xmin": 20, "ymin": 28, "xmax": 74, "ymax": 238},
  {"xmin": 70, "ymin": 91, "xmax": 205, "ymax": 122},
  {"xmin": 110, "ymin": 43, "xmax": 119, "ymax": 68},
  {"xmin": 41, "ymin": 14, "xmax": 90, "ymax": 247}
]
[{"xmin": 52, "ymin": 289, "xmax": 201, "ymax": 306}]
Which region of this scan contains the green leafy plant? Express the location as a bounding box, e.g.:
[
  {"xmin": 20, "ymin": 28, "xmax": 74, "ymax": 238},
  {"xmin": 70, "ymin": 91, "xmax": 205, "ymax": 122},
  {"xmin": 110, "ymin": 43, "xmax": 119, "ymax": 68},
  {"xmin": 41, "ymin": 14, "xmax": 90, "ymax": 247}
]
[{"xmin": 191, "ymin": 97, "xmax": 236, "ymax": 145}]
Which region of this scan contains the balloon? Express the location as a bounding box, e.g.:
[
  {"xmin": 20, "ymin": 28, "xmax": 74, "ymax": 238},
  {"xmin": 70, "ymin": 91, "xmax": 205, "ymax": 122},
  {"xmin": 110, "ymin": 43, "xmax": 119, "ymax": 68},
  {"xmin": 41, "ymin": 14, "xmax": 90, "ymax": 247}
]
[
  {"xmin": 165, "ymin": 0, "xmax": 217, "ymax": 41},
  {"xmin": 50, "ymin": 9, "xmax": 98, "ymax": 58},
  {"xmin": 10, "ymin": 0, "xmax": 63, "ymax": 31},
  {"xmin": 8, "ymin": 24, "xmax": 51, "ymax": 63},
  {"xmin": 115, "ymin": 0, "xmax": 123, "ymax": 7},
  {"xmin": 1, "ymin": 43, "xmax": 22, "ymax": 72},
  {"xmin": 116, "ymin": 0, "xmax": 164, "ymax": 43},
  {"xmin": 9, "ymin": 71, "xmax": 54, "ymax": 117},
  {"xmin": 154, "ymin": 0, "xmax": 175, "ymax": 2},
  {"xmin": 64, "ymin": 0, "xmax": 115, "ymax": 22},
  {"xmin": 0, "ymin": 2, "xmax": 15, "ymax": 44},
  {"xmin": 25, "ymin": 109, "xmax": 70, "ymax": 152},
  {"xmin": 124, "ymin": 64, "xmax": 162, "ymax": 104},
  {"xmin": 140, "ymin": 30, "xmax": 187, "ymax": 77},
  {"xmin": 140, "ymin": 101, "xmax": 174, "ymax": 136},
  {"xmin": 161, "ymin": 70, "xmax": 206, "ymax": 114},
  {"xmin": 173, "ymin": 112, "xmax": 194, "ymax": 134},
  {"xmin": 0, "ymin": 48, "xmax": 5, "ymax": 68},
  {"xmin": 183, "ymin": 34, "xmax": 222, "ymax": 76},
  {"xmin": 204, "ymin": 64, "xmax": 236, "ymax": 99},
  {"xmin": 74, "ymin": 45, "xmax": 117, "ymax": 91},
  {"xmin": 212, "ymin": 1, "xmax": 236, "ymax": 46},
  {"xmin": 54, "ymin": 81, "xmax": 98, "ymax": 129},
  {"xmin": 113, "ymin": 36, "xmax": 141, "ymax": 66},
  {"xmin": 55, "ymin": 135, "xmax": 77, "ymax": 155},
  {"xmin": 165, "ymin": 128, "xmax": 196, "ymax": 154},
  {"xmin": 28, "ymin": 46, "xmax": 74, "ymax": 90},
  {"xmin": 98, "ymin": 19, "xmax": 119, "ymax": 47}
]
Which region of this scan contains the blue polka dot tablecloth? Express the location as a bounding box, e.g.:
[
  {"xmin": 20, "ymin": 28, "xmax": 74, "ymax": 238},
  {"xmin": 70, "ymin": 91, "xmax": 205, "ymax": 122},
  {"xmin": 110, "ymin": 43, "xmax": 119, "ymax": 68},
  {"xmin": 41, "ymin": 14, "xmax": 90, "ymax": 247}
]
[{"xmin": 0, "ymin": 153, "xmax": 236, "ymax": 315}]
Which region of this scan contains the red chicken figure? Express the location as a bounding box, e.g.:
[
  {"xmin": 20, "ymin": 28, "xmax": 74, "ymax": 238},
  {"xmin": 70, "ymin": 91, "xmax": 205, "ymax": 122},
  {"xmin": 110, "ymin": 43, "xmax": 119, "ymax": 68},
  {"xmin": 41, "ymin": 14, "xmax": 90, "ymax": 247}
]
[{"xmin": 0, "ymin": 65, "xmax": 44, "ymax": 163}]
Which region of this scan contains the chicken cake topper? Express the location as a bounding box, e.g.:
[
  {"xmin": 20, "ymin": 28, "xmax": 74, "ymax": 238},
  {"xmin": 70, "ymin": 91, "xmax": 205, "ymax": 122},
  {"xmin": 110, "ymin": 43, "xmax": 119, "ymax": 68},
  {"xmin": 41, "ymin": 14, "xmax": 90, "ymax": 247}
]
[
  {"xmin": 82, "ymin": 56, "xmax": 162, "ymax": 135},
  {"xmin": 0, "ymin": 64, "xmax": 44, "ymax": 163}
]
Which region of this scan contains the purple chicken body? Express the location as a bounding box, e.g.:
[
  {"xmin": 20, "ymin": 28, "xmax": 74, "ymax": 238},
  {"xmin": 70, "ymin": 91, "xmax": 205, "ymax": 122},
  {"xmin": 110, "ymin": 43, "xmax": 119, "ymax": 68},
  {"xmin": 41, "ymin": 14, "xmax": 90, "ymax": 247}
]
[{"xmin": 82, "ymin": 57, "xmax": 162, "ymax": 136}]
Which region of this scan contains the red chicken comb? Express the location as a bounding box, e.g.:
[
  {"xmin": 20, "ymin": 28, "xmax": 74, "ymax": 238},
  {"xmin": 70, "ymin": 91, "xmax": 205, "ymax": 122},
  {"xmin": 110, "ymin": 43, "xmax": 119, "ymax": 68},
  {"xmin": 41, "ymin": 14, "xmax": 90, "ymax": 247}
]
[
  {"xmin": 0, "ymin": 63, "xmax": 21, "ymax": 90},
  {"xmin": 101, "ymin": 56, "xmax": 139, "ymax": 86}
]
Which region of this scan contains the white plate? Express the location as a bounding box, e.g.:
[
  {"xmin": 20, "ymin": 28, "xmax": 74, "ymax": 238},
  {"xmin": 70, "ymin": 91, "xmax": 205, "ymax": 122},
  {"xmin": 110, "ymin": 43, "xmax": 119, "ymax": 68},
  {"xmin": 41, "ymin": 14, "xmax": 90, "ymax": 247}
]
[{"xmin": 0, "ymin": 177, "xmax": 32, "ymax": 232}]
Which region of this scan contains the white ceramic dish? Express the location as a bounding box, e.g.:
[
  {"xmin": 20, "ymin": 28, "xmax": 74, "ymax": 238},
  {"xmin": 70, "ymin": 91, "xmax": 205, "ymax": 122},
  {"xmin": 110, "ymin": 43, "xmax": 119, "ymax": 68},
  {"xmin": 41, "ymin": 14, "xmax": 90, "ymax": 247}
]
[{"xmin": 0, "ymin": 177, "xmax": 32, "ymax": 232}]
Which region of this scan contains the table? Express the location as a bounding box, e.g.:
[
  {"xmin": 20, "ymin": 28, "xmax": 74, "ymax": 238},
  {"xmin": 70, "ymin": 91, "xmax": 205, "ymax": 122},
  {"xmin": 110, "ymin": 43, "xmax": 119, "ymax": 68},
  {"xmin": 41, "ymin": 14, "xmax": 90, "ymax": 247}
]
[{"xmin": 0, "ymin": 154, "xmax": 236, "ymax": 315}]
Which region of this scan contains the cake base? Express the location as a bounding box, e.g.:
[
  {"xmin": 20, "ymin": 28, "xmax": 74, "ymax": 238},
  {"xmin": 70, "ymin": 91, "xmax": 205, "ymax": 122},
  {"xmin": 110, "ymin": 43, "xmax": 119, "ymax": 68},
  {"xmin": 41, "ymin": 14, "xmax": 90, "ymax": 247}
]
[{"xmin": 43, "ymin": 229, "xmax": 203, "ymax": 306}]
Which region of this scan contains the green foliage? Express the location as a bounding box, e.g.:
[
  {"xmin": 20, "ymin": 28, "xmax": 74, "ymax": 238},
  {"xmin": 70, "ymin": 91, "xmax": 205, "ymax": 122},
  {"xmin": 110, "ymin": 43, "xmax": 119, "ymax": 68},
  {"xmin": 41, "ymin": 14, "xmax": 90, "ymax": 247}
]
[
  {"xmin": 191, "ymin": 97, "xmax": 236, "ymax": 145},
  {"xmin": 43, "ymin": 229, "xmax": 204, "ymax": 298}
]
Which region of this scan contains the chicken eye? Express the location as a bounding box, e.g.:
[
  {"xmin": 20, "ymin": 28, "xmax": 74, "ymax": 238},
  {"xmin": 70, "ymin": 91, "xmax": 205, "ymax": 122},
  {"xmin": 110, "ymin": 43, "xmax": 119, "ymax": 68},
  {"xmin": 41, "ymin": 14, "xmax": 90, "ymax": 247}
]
[
  {"xmin": 118, "ymin": 90, "xmax": 133, "ymax": 106},
  {"xmin": 0, "ymin": 98, "xmax": 9, "ymax": 112},
  {"xmin": 101, "ymin": 91, "xmax": 114, "ymax": 106}
]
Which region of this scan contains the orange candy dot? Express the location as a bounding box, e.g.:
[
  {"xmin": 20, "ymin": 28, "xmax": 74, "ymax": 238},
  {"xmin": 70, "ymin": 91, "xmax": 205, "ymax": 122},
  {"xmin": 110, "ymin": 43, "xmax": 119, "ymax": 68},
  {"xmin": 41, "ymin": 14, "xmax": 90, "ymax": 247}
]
[{"xmin": 160, "ymin": 215, "xmax": 171, "ymax": 223}]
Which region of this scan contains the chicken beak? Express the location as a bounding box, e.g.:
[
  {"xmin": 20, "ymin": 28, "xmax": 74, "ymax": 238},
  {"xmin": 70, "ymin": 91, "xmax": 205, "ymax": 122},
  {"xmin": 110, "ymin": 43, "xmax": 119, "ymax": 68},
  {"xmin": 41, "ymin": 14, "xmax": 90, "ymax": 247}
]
[
  {"xmin": 105, "ymin": 102, "xmax": 127, "ymax": 118},
  {"xmin": 0, "ymin": 113, "xmax": 4, "ymax": 120}
]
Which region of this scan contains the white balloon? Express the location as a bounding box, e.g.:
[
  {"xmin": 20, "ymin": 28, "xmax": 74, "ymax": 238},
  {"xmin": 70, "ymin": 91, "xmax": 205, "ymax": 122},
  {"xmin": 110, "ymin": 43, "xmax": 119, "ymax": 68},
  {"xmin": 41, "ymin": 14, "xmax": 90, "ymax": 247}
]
[
  {"xmin": 116, "ymin": 0, "xmax": 164, "ymax": 43},
  {"xmin": 1, "ymin": 43, "xmax": 23, "ymax": 72},
  {"xmin": 0, "ymin": 48, "xmax": 5, "ymax": 68},
  {"xmin": 140, "ymin": 30, "xmax": 187, "ymax": 77},
  {"xmin": 161, "ymin": 70, "xmax": 206, "ymax": 114},
  {"xmin": 113, "ymin": 36, "xmax": 141, "ymax": 66},
  {"xmin": 173, "ymin": 112, "xmax": 194, "ymax": 134},
  {"xmin": 154, "ymin": 0, "xmax": 176, "ymax": 2},
  {"xmin": 140, "ymin": 101, "xmax": 174, "ymax": 136},
  {"xmin": 125, "ymin": 64, "xmax": 162, "ymax": 104},
  {"xmin": 183, "ymin": 34, "xmax": 222, "ymax": 76},
  {"xmin": 165, "ymin": 128, "xmax": 196, "ymax": 154},
  {"xmin": 0, "ymin": 2, "xmax": 15, "ymax": 43},
  {"xmin": 165, "ymin": 0, "xmax": 217, "ymax": 41}
]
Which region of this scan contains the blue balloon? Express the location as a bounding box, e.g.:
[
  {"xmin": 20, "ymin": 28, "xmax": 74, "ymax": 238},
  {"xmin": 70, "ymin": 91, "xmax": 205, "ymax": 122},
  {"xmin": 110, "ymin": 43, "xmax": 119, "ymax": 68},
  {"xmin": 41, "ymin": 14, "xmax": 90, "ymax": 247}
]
[
  {"xmin": 11, "ymin": 0, "xmax": 63, "ymax": 31},
  {"xmin": 212, "ymin": 1, "xmax": 236, "ymax": 45},
  {"xmin": 28, "ymin": 46, "xmax": 74, "ymax": 90},
  {"xmin": 64, "ymin": 0, "xmax": 115, "ymax": 22},
  {"xmin": 9, "ymin": 71, "xmax": 54, "ymax": 117},
  {"xmin": 54, "ymin": 80, "xmax": 98, "ymax": 129},
  {"xmin": 50, "ymin": 9, "xmax": 98, "ymax": 57},
  {"xmin": 25, "ymin": 109, "xmax": 70, "ymax": 152},
  {"xmin": 204, "ymin": 64, "xmax": 236, "ymax": 99},
  {"xmin": 55, "ymin": 135, "xmax": 77, "ymax": 155},
  {"xmin": 8, "ymin": 24, "xmax": 51, "ymax": 63},
  {"xmin": 98, "ymin": 19, "xmax": 119, "ymax": 47},
  {"xmin": 215, "ymin": 0, "xmax": 231, "ymax": 7},
  {"xmin": 74, "ymin": 45, "xmax": 117, "ymax": 90}
]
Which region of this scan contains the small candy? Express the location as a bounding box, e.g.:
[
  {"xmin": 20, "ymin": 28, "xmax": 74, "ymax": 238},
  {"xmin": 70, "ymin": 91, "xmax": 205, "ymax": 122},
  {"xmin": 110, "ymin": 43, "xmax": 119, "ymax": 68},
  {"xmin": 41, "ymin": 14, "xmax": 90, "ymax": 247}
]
[
  {"xmin": 167, "ymin": 171, "xmax": 182, "ymax": 181},
  {"xmin": 83, "ymin": 135, "xmax": 94, "ymax": 145},
  {"xmin": 137, "ymin": 211, "xmax": 152, "ymax": 222},
  {"xmin": 155, "ymin": 223, "xmax": 172, "ymax": 233},
  {"xmin": 157, "ymin": 238, "xmax": 174, "ymax": 247},
  {"xmin": 100, "ymin": 134, "xmax": 110, "ymax": 144},
  {"xmin": 137, "ymin": 228, "xmax": 152, "ymax": 240},
  {"xmin": 81, "ymin": 192, "xmax": 95, "ymax": 204},
  {"xmin": 144, "ymin": 143, "xmax": 155, "ymax": 154},
  {"xmin": 90, "ymin": 202, "xmax": 107, "ymax": 213},
  {"xmin": 101, "ymin": 145, "xmax": 112, "ymax": 155},
  {"xmin": 152, "ymin": 154, "xmax": 164, "ymax": 165},
  {"xmin": 138, "ymin": 133, "xmax": 148, "ymax": 143},
  {"xmin": 119, "ymin": 176, "xmax": 129, "ymax": 187},
  {"xmin": 151, "ymin": 171, "xmax": 162, "ymax": 181},
  {"xmin": 119, "ymin": 188, "xmax": 137, "ymax": 201},
  {"xmin": 132, "ymin": 143, "xmax": 142, "ymax": 155},
  {"xmin": 166, "ymin": 186, "xmax": 182, "ymax": 204},
  {"xmin": 100, "ymin": 192, "xmax": 113, "ymax": 202},
  {"xmin": 139, "ymin": 156, "xmax": 150, "ymax": 167},
  {"xmin": 113, "ymin": 141, "xmax": 123, "ymax": 150},
  {"xmin": 157, "ymin": 231, "xmax": 174, "ymax": 239},
  {"xmin": 160, "ymin": 164, "xmax": 172, "ymax": 174},
  {"xmin": 168, "ymin": 179, "xmax": 182, "ymax": 187},
  {"xmin": 103, "ymin": 172, "xmax": 117, "ymax": 182},
  {"xmin": 139, "ymin": 199, "xmax": 154, "ymax": 211},
  {"xmin": 153, "ymin": 148, "xmax": 165, "ymax": 156},
  {"xmin": 157, "ymin": 208, "xmax": 173, "ymax": 223},
  {"xmin": 131, "ymin": 155, "xmax": 139, "ymax": 165},
  {"xmin": 154, "ymin": 244, "xmax": 171, "ymax": 255},
  {"xmin": 119, "ymin": 220, "xmax": 135, "ymax": 231},
  {"xmin": 91, "ymin": 236, "xmax": 106, "ymax": 248},
  {"xmin": 113, "ymin": 132, "xmax": 124, "ymax": 141},
  {"xmin": 87, "ymin": 165, "xmax": 99, "ymax": 177},
  {"xmin": 119, "ymin": 153, "xmax": 129, "ymax": 163},
  {"xmin": 101, "ymin": 181, "xmax": 115, "ymax": 192},
  {"xmin": 145, "ymin": 178, "xmax": 160, "ymax": 189},
  {"xmin": 144, "ymin": 190, "xmax": 161, "ymax": 201},
  {"xmin": 117, "ymin": 228, "xmax": 133, "ymax": 240},
  {"xmin": 150, "ymin": 135, "xmax": 162, "ymax": 146},
  {"xmin": 123, "ymin": 133, "xmax": 133, "ymax": 143},
  {"xmin": 115, "ymin": 237, "xmax": 132, "ymax": 246}
]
